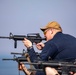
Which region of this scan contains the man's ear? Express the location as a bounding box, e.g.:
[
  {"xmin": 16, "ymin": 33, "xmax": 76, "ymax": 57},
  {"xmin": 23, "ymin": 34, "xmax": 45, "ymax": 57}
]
[{"xmin": 50, "ymin": 29, "xmax": 53, "ymax": 34}]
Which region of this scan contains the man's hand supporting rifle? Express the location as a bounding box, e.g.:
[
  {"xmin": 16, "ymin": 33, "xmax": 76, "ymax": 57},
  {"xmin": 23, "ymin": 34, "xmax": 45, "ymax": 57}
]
[
  {"xmin": 18, "ymin": 52, "xmax": 36, "ymax": 75},
  {"xmin": 18, "ymin": 62, "xmax": 36, "ymax": 75}
]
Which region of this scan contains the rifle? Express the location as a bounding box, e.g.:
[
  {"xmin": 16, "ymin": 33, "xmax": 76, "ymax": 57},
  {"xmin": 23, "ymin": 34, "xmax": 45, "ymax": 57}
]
[
  {"xmin": 2, "ymin": 49, "xmax": 40, "ymax": 70},
  {"xmin": 2, "ymin": 56, "xmax": 27, "ymax": 62},
  {"xmin": 2, "ymin": 50, "xmax": 28, "ymax": 62},
  {"xmin": 3, "ymin": 54, "xmax": 76, "ymax": 75},
  {"xmin": 2, "ymin": 50, "xmax": 40, "ymax": 75},
  {"xmin": 11, "ymin": 49, "xmax": 40, "ymax": 57},
  {"xmin": 23, "ymin": 61, "xmax": 76, "ymax": 75},
  {"xmin": 2, "ymin": 49, "xmax": 28, "ymax": 62},
  {"xmin": 0, "ymin": 32, "xmax": 46, "ymax": 48},
  {"xmin": 2, "ymin": 49, "xmax": 40, "ymax": 62},
  {"xmin": 2, "ymin": 51, "xmax": 32, "ymax": 75}
]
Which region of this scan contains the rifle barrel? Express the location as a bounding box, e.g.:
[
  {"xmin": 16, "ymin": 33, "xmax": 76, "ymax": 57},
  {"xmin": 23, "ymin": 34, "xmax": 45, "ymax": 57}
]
[
  {"xmin": 2, "ymin": 57, "xmax": 27, "ymax": 61},
  {"xmin": 23, "ymin": 62, "xmax": 76, "ymax": 67},
  {"xmin": 11, "ymin": 52, "xmax": 22, "ymax": 55},
  {"xmin": 0, "ymin": 36, "xmax": 10, "ymax": 39},
  {"xmin": 2, "ymin": 58, "xmax": 15, "ymax": 60},
  {"xmin": 28, "ymin": 69, "xmax": 62, "ymax": 73}
]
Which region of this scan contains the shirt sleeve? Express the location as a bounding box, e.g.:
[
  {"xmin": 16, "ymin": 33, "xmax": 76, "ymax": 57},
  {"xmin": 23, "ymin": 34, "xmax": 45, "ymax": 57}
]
[
  {"xmin": 40, "ymin": 41, "xmax": 58, "ymax": 61},
  {"xmin": 27, "ymin": 41, "xmax": 58, "ymax": 68}
]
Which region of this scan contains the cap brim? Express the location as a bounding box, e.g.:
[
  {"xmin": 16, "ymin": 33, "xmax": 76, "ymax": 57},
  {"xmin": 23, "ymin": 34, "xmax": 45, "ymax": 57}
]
[{"xmin": 40, "ymin": 27, "xmax": 47, "ymax": 32}]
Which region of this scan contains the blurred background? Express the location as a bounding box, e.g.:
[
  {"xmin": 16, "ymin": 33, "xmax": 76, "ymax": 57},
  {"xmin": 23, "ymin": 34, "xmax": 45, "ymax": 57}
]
[{"xmin": 0, "ymin": 0, "xmax": 76, "ymax": 75}]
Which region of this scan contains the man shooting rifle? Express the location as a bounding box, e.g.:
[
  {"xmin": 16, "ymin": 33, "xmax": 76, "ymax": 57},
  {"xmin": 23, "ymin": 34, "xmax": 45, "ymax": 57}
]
[{"xmin": 22, "ymin": 21, "xmax": 76, "ymax": 75}]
